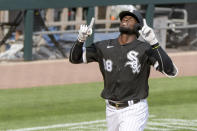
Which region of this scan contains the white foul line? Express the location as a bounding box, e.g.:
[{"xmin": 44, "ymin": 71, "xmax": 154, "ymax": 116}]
[
  {"xmin": 6, "ymin": 115, "xmax": 197, "ymax": 131},
  {"xmin": 7, "ymin": 120, "xmax": 106, "ymax": 131}
]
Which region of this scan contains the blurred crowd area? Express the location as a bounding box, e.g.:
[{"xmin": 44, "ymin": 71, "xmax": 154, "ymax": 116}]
[{"xmin": 0, "ymin": 3, "xmax": 196, "ymax": 61}]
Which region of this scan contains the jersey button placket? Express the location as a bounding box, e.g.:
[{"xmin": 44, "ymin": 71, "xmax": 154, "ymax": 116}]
[
  {"xmin": 118, "ymin": 45, "xmax": 124, "ymax": 72},
  {"xmin": 117, "ymin": 46, "xmax": 123, "ymax": 86}
]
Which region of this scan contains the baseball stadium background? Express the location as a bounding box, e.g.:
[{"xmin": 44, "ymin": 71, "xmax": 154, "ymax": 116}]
[{"xmin": 0, "ymin": 0, "xmax": 197, "ymax": 130}]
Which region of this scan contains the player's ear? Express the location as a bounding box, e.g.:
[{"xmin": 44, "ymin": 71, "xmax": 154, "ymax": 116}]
[{"xmin": 134, "ymin": 23, "xmax": 142, "ymax": 31}]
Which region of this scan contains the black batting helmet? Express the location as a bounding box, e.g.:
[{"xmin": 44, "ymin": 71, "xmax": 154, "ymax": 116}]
[{"xmin": 119, "ymin": 10, "xmax": 144, "ymax": 30}]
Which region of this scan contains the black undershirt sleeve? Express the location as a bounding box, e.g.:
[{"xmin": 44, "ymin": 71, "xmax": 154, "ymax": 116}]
[
  {"xmin": 85, "ymin": 44, "xmax": 98, "ymax": 63},
  {"xmin": 69, "ymin": 41, "xmax": 83, "ymax": 64},
  {"xmin": 146, "ymin": 43, "xmax": 178, "ymax": 77},
  {"xmin": 69, "ymin": 40, "xmax": 99, "ymax": 64}
]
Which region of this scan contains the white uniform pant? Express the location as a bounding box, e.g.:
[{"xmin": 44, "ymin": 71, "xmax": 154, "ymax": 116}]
[{"xmin": 106, "ymin": 99, "xmax": 149, "ymax": 131}]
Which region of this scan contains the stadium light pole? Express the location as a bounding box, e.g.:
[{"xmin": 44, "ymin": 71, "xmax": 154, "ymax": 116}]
[
  {"xmin": 146, "ymin": 4, "xmax": 155, "ymax": 27},
  {"xmin": 24, "ymin": 10, "xmax": 34, "ymax": 61},
  {"xmin": 86, "ymin": 7, "xmax": 95, "ymax": 47}
]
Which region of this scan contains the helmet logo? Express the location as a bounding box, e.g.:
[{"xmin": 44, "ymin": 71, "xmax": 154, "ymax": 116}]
[{"xmin": 129, "ymin": 9, "xmax": 135, "ymax": 13}]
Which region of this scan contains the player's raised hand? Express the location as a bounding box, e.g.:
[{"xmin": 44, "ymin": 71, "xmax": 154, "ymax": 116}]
[
  {"xmin": 139, "ymin": 19, "xmax": 158, "ymax": 45},
  {"xmin": 77, "ymin": 18, "xmax": 95, "ymax": 43}
]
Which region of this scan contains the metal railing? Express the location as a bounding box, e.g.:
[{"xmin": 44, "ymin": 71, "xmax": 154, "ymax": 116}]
[
  {"xmin": 0, "ymin": 0, "xmax": 197, "ymax": 60},
  {"xmin": 33, "ymin": 24, "xmax": 197, "ymax": 35}
]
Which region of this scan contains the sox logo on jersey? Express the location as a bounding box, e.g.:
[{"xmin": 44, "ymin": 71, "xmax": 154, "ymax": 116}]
[{"xmin": 125, "ymin": 50, "xmax": 141, "ymax": 74}]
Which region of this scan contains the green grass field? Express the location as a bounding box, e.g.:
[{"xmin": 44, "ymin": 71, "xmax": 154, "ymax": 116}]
[{"xmin": 0, "ymin": 76, "xmax": 197, "ymax": 131}]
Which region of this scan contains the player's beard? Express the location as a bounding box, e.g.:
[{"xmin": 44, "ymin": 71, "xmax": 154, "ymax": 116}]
[{"xmin": 119, "ymin": 26, "xmax": 137, "ymax": 35}]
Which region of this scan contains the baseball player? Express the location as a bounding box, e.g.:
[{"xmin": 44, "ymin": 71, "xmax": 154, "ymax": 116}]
[{"xmin": 69, "ymin": 10, "xmax": 178, "ymax": 131}]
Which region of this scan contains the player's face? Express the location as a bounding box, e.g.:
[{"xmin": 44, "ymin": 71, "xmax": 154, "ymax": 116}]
[{"xmin": 120, "ymin": 15, "xmax": 137, "ymax": 30}]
